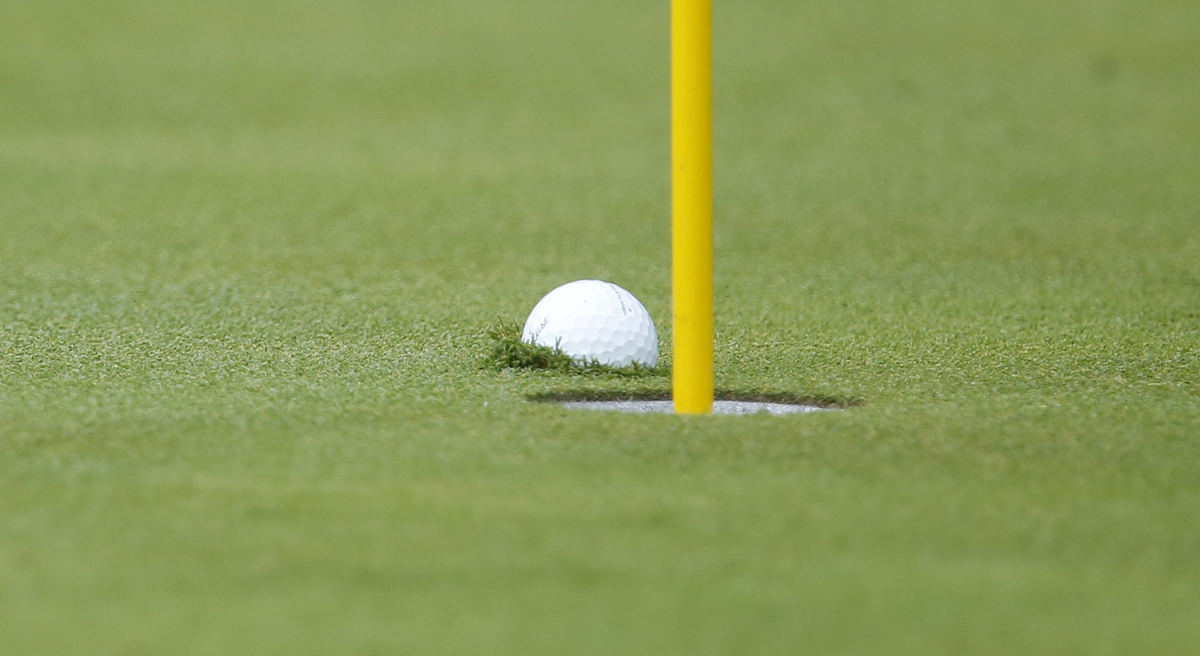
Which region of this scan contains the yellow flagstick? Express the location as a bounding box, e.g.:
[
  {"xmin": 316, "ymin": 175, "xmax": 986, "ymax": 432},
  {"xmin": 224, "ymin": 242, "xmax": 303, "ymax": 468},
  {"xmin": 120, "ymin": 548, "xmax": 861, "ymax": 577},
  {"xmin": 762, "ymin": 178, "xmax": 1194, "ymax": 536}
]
[{"xmin": 671, "ymin": 0, "xmax": 714, "ymax": 414}]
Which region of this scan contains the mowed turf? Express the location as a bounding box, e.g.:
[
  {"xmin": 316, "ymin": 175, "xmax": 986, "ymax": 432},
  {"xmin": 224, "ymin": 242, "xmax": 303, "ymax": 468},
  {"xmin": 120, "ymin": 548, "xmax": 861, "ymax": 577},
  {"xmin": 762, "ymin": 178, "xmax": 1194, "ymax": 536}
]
[{"xmin": 1, "ymin": 0, "xmax": 1198, "ymax": 653}]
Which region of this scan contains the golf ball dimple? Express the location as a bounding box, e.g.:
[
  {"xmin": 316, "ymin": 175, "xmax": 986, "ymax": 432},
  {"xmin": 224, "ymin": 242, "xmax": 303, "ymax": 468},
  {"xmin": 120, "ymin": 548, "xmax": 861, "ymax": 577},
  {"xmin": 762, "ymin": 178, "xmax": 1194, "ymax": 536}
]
[{"xmin": 521, "ymin": 280, "xmax": 659, "ymax": 367}]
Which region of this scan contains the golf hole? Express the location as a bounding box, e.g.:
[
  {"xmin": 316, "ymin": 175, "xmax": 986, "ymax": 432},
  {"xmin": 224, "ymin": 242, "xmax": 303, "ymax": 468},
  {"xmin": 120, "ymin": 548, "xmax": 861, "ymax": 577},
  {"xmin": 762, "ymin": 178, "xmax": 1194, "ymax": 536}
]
[{"xmin": 530, "ymin": 391, "xmax": 854, "ymax": 416}]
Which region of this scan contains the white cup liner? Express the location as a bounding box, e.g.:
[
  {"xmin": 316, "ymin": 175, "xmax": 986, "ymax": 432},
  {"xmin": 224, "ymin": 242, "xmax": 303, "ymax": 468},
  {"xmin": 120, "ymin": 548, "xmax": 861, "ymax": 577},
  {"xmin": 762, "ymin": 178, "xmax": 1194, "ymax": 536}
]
[{"xmin": 558, "ymin": 400, "xmax": 833, "ymax": 415}]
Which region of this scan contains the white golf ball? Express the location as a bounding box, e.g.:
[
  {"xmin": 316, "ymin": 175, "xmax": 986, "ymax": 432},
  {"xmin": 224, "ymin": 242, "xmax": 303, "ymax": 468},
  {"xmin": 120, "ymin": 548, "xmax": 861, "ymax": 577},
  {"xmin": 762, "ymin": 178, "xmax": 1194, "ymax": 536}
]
[{"xmin": 521, "ymin": 280, "xmax": 659, "ymax": 367}]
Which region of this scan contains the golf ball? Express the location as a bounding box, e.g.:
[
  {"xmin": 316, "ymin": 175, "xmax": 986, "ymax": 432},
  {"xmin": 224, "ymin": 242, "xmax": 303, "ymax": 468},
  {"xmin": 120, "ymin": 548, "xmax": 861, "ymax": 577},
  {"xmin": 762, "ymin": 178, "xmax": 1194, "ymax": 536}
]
[{"xmin": 522, "ymin": 280, "xmax": 659, "ymax": 367}]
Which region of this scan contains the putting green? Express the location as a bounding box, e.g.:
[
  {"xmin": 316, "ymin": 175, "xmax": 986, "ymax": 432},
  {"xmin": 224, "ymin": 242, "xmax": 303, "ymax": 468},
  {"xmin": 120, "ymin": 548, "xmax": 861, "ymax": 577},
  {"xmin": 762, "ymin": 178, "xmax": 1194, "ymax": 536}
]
[{"xmin": 1, "ymin": 1, "xmax": 1197, "ymax": 654}]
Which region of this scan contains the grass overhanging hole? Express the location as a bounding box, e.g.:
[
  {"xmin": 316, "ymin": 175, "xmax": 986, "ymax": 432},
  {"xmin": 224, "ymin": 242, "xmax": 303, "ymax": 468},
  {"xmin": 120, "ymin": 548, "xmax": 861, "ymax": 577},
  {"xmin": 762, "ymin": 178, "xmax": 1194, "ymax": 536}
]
[{"xmin": 486, "ymin": 320, "xmax": 666, "ymax": 378}]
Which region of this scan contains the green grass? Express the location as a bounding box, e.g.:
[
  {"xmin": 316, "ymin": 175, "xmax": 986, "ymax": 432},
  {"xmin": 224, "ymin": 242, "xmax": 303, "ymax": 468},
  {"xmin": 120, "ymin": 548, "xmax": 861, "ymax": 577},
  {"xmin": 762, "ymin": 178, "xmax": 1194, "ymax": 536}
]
[{"xmin": 1, "ymin": 0, "xmax": 1198, "ymax": 653}]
